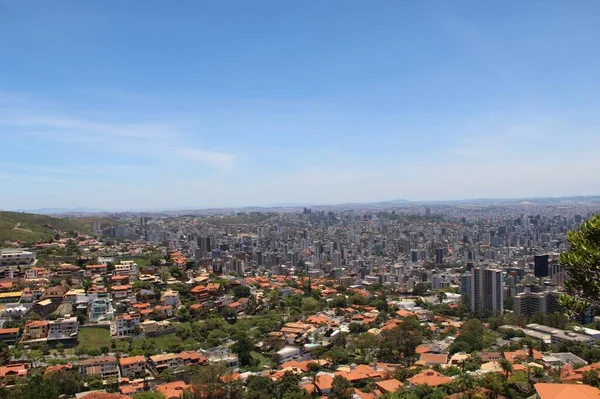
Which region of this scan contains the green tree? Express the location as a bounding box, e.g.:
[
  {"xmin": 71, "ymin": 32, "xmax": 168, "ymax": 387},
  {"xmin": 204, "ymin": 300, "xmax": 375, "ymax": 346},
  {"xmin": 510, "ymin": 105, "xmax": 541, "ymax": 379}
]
[
  {"xmin": 499, "ymin": 358, "xmax": 513, "ymax": 379},
  {"xmin": 45, "ymin": 370, "xmax": 83, "ymax": 396},
  {"xmin": 245, "ymin": 375, "xmax": 276, "ymax": 399},
  {"xmin": 378, "ymin": 316, "xmax": 423, "ymax": 364},
  {"xmin": 559, "ymin": 214, "xmax": 600, "ymax": 314},
  {"xmin": 329, "ymin": 375, "xmax": 353, "ymax": 399},
  {"xmin": 277, "ymin": 372, "xmax": 308, "ymax": 399},
  {"xmin": 583, "ymin": 370, "xmax": 600, "ymax": 388},
  {"xmin": 231, "ymin": 333, "xmax": 254, "ymax": 367},
  {"xmin": 437, "ymin": 291, "xmax": 447, "ymax": 304},
  {"xmin": 25, "ymin": 374, "xmax": 59, "ymax": 399}
]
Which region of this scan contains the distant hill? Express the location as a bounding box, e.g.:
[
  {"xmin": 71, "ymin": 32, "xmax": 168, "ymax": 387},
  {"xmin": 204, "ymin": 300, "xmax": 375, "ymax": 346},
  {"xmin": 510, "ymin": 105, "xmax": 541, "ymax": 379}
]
[
  {"xmin": 0, "ymin": 211, "xmax": 116, "ymax": 245},
  {"xmin": 13, "ymin": 207, "xmax": 106, "ymax": 215}
]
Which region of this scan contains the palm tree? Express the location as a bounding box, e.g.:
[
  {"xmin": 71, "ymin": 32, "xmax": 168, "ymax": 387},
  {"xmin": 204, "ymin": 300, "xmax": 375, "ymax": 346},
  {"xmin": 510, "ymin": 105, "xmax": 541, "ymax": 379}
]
[
  {"xmin": 532, "ymin": 366, "xmax": 546, "ymax": 383},
  {"xmin": 454, "ymin": 372, "xmax": 476, "ymax": 393},
  {"xmin": 499, "ymin": 359, "xmax": 513, "ymax": 380},
  {"xmin": 437, "ymin": 291, "xmax": 447, "ymax": 304}
]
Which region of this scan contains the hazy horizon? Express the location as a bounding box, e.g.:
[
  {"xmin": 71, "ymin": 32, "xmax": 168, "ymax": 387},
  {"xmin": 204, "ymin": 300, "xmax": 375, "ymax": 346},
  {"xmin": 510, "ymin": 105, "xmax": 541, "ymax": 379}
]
[{"xmin": 2, "ymin": 1, "xmax": 600, "ymax": 210}]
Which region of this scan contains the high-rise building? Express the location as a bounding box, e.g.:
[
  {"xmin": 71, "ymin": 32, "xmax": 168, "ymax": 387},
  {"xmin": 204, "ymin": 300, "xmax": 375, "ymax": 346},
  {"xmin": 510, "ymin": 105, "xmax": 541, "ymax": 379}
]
[
  {"xmin": 513, "ymin": 290, "xmax": 561, "ymax": 319},
  {"xmin": 435, "ymin": 248, "xmax": 444, "ymax": 264},
  {"xmin": 462, "ymin": 265, "xmax": 504, "ymax": 315},
  {"xmin": 534, "ymin": 254, "xmax": 549, "ymax": 278},
  {"xmin": 90, "ymin": 221, "xmax": 101, "ymax": 233}
]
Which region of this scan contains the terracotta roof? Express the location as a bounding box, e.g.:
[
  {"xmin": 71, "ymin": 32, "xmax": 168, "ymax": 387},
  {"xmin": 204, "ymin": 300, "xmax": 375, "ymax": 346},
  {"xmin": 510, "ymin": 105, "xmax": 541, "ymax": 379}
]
[
  {"xmin": 78, "ymin": 393, "xmax": 130, "ymax": 399},
  {"xmin": 419, "ymin": 353, "xmax": 448, "ymax": 365},
  {"xmin": 156, "ymin": 380, "xmax": 189, "ymax": 399},
  {"xmin": 315, "ymin": 374, "xmax": 334, "ymax": 391},
  {"xmin": 375, "ymin": 378, "xmax": 403, "ymax": 393},
  {"xmin": 119, "ymin": 356, "xmax": 146, "ymax": 366},
  {"xmin": 407, "ymin": 370, "xmax": 453, "ymax": 386},
  {"xmin": 535, "ymin": 383, "xmax": 600, "ymax": 399}
]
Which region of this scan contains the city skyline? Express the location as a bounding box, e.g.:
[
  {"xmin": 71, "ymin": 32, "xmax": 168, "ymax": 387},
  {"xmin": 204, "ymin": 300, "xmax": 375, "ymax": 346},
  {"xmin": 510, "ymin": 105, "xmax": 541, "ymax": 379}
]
[{"xmin": 2, "ymin": 1, "xmax": 600, "ymax": 210}]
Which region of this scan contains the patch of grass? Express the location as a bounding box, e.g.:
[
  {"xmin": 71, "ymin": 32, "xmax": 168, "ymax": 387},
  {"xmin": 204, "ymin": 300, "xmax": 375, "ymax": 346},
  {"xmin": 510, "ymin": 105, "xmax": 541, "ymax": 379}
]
[{"xmin": 77, "ymin": 327, "xmax": 111, "ymax": 350}]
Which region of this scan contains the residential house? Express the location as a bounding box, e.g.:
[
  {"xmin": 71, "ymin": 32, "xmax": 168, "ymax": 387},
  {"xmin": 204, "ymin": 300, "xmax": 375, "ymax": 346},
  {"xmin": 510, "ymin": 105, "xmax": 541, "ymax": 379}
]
[
  {"xmin": 149, "ymin": 353, "xmax": 181, "ymax": 374},
  {"xmin": 375, "ymin": 379, "xmax": 403, "ymax": 395},
  {"xmin": 0, "ymin": 328, "xmax": 19, "ymax": 344},
  {"xmin": 88, "ymin": 298, "xmax": 114, "ymax": 322},
  {"xmin": 119, "ymin": 355, "xmax": 147, "ymax": 378},
  {"xmin": 85, "ymin": 264, "xmax": 107, "ymax": 277},
  {"xmin": 43, "ymin": 285, "xmax": 67, "ymax": 302},
  {"xmin": 47, "ymin": 316, "xmax": 78, "ymax": 341},
  {"xmin": 534, "ymin": 382, "xmax": 600, "ymax": 399},
  {"xmin": 54, "ymin": 264, "xmax": 81, "ymax": 279},
  {"xmin": 25, "ymin": 267, "xmax": 50, "ymax": 280},
  {"xmin": 111, "ymin": 313, "xmax": 141, "ymax": 337},
  {"xmin": 407, "ymin": 370, "xmax": 453, "ymax": 387},
  {"xmin": 22, "ymin": 320, "xmax": 49, "ymax": 341},
  {"xmin": 111, "ymin": 285, "xmax": 133, "ymax": 301},
  {"xmin": 156, "ymin": 380, "xmax": 189, "ymax": 399},
  {"xmin": 163, "ymin": 290, "xmax": 179, "ymax": 308},
  {"xmin": 0, "ymin": 364, "xmax": 28, "ymax": 381},
  {"xmin": 0, "ymin": 291, "xmax": 23, "ymax": 304},
  {"xmin": 79, "ymin": 356, "xmax": 120, "ymax": 380}
]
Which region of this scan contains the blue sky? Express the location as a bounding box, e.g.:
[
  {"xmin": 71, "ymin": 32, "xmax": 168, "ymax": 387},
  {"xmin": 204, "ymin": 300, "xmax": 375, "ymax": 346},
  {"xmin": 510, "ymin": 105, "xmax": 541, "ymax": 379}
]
[{"xmin": 1, "ymin": 1, "xmax": 600, "ymax": 210}]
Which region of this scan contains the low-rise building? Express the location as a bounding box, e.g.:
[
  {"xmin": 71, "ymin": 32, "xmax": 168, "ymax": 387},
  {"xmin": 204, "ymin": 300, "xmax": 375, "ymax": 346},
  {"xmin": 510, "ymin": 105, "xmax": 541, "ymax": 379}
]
[
  {"xmin": 111, "ymin": 313, "xmax": 141, "ymax": 337},
  {"xmin": 47, "ymin": 316, "xmax": 78, "ymax": 341},
  {"xmin": 119, "ymin": 355, "xmax": 147, "ymax": 378},
  {"xmin": 0, "ymin": 249, "xmax": 35, "ymax": 266},
  {"xmin": 79, "ymin": 356, "xmax": 120, "ymax": 380}
]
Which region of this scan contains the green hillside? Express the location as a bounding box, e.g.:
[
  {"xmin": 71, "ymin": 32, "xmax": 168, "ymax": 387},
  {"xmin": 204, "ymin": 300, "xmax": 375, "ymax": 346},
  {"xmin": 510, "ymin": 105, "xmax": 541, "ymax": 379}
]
[{"xmin": 0, "ymin": 211, "xmax": 116, "ymax": 245}]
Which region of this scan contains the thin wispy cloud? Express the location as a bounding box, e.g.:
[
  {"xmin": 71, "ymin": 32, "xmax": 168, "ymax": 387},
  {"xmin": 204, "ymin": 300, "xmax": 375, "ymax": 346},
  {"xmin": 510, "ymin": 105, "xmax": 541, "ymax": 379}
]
[{"xmin": 0, "ymin": 109, "xmax": 238, "ymax": 175}]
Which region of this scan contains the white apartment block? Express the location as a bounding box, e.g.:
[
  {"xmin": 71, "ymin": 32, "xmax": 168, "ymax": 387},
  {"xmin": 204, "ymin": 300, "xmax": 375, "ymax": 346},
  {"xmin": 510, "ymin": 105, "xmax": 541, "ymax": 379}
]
[
  {"xmin": 47, "ymin": 316, "xmax": 79, "ymax": 340},
  {"xmin": 0, "ymin": 249, "xmax": 35, "ymax": 266},
  {"xmin": 111, "ymin": 313, "xmax": 141, "ymax": 337}
]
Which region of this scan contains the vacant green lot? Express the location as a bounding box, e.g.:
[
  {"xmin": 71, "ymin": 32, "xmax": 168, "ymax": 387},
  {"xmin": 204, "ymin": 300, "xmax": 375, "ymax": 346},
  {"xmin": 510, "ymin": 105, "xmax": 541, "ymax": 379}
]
[{"xmin": 77, "ymin": 327, "xmax": 111, "ymax": 350}]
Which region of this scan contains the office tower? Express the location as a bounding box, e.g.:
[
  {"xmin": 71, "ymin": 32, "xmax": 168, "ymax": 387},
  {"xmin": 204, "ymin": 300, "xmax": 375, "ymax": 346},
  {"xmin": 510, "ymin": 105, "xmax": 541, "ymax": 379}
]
[
  {"xmin": 534, "ymin": 254, "xmax": 549, "ymax": 278},
  {"xmin": 332, "ymin": 251, "xmax": 341, "ymax": 268},
  {"xmin": 462, "ymin": 266, "xmax": 504, "ymax": 315},
  {"xmin": 435, "ymin": 248, "xmax": 444, "ymax": 265},
  {"xmin": 197, "ymin": 236, "xmax": 211, "ymax": 259}
]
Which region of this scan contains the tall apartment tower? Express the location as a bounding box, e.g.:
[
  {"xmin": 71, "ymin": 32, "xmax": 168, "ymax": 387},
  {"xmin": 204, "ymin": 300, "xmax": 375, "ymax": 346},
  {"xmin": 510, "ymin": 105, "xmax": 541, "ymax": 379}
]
[{"xmin": 462, "ymin": 265, "xmax": 504, "ymax": 316}]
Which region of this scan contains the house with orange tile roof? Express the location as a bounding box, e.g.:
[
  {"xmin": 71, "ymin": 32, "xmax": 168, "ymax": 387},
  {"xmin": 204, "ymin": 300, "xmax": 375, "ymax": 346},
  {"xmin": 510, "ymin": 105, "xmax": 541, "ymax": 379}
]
[
  {"xmin": 0, "ymin": 327, "xmax": 20, "ymax": 344},
  {"xmin": 503, "ymin": 349, "xmax": 543, "ymax": 363},
  {"xmin": 156, "ymin": 380, "xmax": 189, "ymax": 399},
  {"xmin": 44, "ymin": 363, "xmax": 72, "ymax": 375},
  {"xmin": 0, "ymin": 363, "xmax": 28, "ymax": 380},
  {"xmin": 22, "ymin": 320, "xmax": 49, "ymax": 340},
  {"xmin": 375, "ymin": 378, "xmax": 403, "ymax": 394},
  {"xmin": 79, "ymin": 356, "xmax": 120, "ymax": 380},
  {"xmin": 407, "ymin": 370, "xmax": 453, "ymax": 387},
  {"xmin": 118, "ymin": 355, "xmax": 147, "ymax": 378},
  {"xmin": 314, "ymin": 373, "xmax": 334, "ymax": 395},
  {"xmin": 77, "ymin": 392, "xmax": 129, "ymax": 399},
  {"xmin": 418, "ymin": 353, "xmax": 448, "ymax": 366},
  {"xmin": 111, "ymin": 284, "xmax": 132, "ymax": 300},
  {"xmin": 534, "ymin": 382, "xmax": 600, "ymax": 399}
]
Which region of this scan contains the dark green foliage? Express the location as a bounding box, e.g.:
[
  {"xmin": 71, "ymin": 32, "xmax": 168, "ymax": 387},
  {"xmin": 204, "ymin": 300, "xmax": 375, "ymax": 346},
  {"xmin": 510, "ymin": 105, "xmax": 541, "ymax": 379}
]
[
  {"xmin": 378, "ymin": 316, "xmax": 423, "ymax": 364},
  {"xmin": 329, "ymin": 375, "xmax": 354, "ymax": 399},
  {"xmin": 560, "ymin": 213, "xmax": 600, "ymax": 311}
]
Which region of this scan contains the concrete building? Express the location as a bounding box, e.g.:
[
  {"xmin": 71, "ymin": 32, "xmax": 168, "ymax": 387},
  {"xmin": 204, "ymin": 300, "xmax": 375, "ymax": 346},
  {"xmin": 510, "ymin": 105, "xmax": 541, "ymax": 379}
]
[
  {"xmin": 462, "ymin": 265, "xmax": 504, "ymax": 315},
  {"xmin": 513, "ymin": 290, "xmax": 560, "ymax": 319},
  {"xmin": 79, "ymin": 356, "xmax": 120, "ymax": 380},
  {"xmin": 47, "ymin": 316, "xmax": 78, "ymax": 341},
  {"xmin": 0, "ymin": 249, "xmax": 35, "ymax": 266}
]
